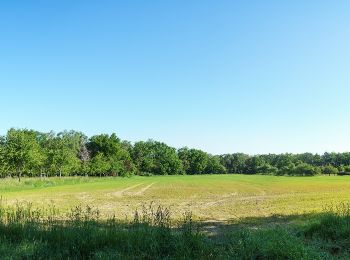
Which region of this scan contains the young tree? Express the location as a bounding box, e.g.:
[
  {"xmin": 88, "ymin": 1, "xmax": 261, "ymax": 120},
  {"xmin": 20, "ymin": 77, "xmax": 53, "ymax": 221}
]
[
  {"xmin": 45, "ymin": 132, "xmax": 80, "ymax": 177},
  {"xmin": 4, "ymin": 129, "xmax": 42, "ymax": 181},
  {"xmin": 90, "ymin": 152, "xmax": 110, "ymax": 177}
]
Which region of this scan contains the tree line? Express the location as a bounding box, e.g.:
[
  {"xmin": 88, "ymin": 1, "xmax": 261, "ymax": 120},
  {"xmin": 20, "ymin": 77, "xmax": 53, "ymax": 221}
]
[{"xmin": 0, "ymin": 128, "xmax": 349, "ymax": 181}]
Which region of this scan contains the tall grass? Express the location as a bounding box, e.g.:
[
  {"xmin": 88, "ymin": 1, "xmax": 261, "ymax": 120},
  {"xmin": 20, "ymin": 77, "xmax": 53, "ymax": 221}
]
[
  {"xmin": 0, "ymin": 200, "xmax": 349, "ymax": 259},
  {"xmin": 0, "ymin": 176, "xmax": 101, "ymax": 192},
  {"xmin": 0, "ymin": 201, "xmax": 215, "ymax": 259},
  {"xmin": 304, "ymin": 203, "xmax": 350, "ymax": 257}
]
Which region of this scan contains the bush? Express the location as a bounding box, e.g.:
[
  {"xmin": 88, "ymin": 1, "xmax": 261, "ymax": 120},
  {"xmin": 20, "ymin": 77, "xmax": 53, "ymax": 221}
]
[
  {"xmin": 257, "ymin": 164, "xmax": 278, "ymax": 175},
  {"xmin": 276, "ymin": 163, "xmax": 321, "ymax": 176},
  {"xmin": 277, "ymin": 164, "xmax": 295, "ymax": 176},
  {"xmin": 138, "ymin": 172, "xmax": 154, "ymax": 176},
  {"xmin": 322, "ymin": 165, "xmax": 339, "ymax": 176},
  {"xmin": 292, "ymin": 164, "xmax": 321, "ymax": 176}
]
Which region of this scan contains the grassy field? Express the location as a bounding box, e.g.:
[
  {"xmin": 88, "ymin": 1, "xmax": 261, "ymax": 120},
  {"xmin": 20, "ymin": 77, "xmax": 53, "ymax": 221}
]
[
  {"xmin": 1, "ymin": 175, "xmax": 350, "ymax": 259},
  {"xmin": 1, "ymin": 174, "xmax": 350, "ymax": 220}
]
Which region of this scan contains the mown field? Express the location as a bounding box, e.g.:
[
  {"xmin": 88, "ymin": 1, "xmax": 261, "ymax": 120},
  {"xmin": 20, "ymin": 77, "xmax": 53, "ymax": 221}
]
[
  {"xmin": 2, "ymin": 175, "xmax": 350, "ymax": 259},
  {"xmin": 1, "ymin": 174, "xmax": 350, "ymax": 220}
]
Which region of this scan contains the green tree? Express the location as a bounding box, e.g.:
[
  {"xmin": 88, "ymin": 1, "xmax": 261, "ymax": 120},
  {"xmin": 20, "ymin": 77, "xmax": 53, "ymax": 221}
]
[
  {"xmin": 0, "ymin": 135, "xmax": 9, "ymax": 178},
  {"xmin": 45, "ymin": 132, "xmax": 80, "ymax": 177},
  {"xmin": 178, "ymin": 148, "xmax": 208, "ymax": 175},
  {"xmin": 245, "ymin": 156, "xmax": 265, "ymax": 174},
  {"xmin": 257, "ymin": 163, "xmax": 278, "ymax": 175},
  {"xmin": 322, "ymin": 152, "xmax": 338, "ymax": 167},
  {"xmin": 88, "ymin": 134, "xmax": 134, "ymax": 176},
  {"xmin": 205, "ymin": 155, "xmax": 226, "ymax": 174},
  {"xmin": 132, "ymin": 140, "xmax": 183, "ymax": 175},
  {"xmin": 293, "ymin": 163, "xmax": 321, "ymax": 176},
  {"xmin": 277, "ymin": 163, "xmax": 296, "ymax": 176},
  {"xmin": 4, "ymin": 129, "xmax": 42, "ymax": 181},
  {"xmin": 90, "ymin": 152, "xmax": 110, "ymax": 177},
  {"xmin": 322, "ymin": 165, "xmax": 339, "ymax": 176},
  {"xmin": 275, "ymin": 154, "xmax": 296, "ymax": 169},
  {"xmin": 132, "ymin": 141, "xmax": 154, "ymax": 174},
  {"xmin": 219, "ymin": 153, "xmax": 249, "ymax": 174}
]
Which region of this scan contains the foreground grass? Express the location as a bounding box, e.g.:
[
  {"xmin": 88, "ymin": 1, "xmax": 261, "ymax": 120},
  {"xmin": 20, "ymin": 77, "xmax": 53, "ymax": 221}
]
[
  {"xmin": 1, "ymin": 202, "xmax": 350, "ymax": 259},
  {"xmin": 1, "ymin": 175, "xmax": 350, "ymax": 220},
  {"xmin": 2, "ymin": 175, "xmax": 350, "ymax": 258}
]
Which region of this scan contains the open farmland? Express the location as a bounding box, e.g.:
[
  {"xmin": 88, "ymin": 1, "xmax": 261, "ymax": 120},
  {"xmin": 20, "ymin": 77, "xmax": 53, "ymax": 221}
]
[{"xmin": 2, "ymin": 174, "xmax": 350, "ymax": 220}]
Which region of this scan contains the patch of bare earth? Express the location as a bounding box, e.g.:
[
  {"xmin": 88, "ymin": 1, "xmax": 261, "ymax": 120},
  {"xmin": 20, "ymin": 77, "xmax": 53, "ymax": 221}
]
[
  {"xmin": 132, "ymin": 183, "xmax": 156, "ymax": 196},
  {"xmin": 109, "ymin": 183, "xmax": 144, "ymax": 197}
]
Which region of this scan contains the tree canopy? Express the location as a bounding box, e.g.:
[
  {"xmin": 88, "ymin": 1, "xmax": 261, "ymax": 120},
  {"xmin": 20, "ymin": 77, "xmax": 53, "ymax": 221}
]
[{"xmin": 0, "ymin": 128, "xmax": 349, "ymax": 179}]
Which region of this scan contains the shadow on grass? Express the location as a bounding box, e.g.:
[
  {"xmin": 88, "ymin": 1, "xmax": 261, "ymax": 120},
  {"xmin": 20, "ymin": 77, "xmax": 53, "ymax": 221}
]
[{"xmin": 1, "ymin": 202, "xmax": 350, "ymax": 259}]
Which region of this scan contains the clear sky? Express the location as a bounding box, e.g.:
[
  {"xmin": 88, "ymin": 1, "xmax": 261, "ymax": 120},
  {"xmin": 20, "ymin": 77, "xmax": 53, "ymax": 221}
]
[{"xmin": 1, "ymin": 1, "xmax": 349, "ymax": 155}]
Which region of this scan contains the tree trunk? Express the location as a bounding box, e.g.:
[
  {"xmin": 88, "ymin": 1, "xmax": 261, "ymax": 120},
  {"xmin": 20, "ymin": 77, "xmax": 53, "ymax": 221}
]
[{"xmin": 59, "ymin": 169, "xmax": 62, "ymax": 178}]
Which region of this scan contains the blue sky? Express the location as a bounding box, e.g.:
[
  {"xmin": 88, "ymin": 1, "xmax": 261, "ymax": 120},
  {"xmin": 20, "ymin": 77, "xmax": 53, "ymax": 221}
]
[{"xmin": 1, "ymin": 1, "xmax": 349, "ymax": 154}]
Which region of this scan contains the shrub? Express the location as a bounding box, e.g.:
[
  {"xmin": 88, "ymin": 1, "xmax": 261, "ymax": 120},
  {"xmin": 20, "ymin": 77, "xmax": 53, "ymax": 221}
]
[
  {"xmin": 322, "ymin": 165, "xmax": 339, "ymax": 176},
  {"xmin": 257, "ymin": 164, "xmax": 278, "ymax": 175},
  {"xmin": 293, "ymin": 163, "xmax": 321, "ymax": 176},
  {"xmin": 277, "ymin": 164, "xmax": 295, "ymax": 176}
]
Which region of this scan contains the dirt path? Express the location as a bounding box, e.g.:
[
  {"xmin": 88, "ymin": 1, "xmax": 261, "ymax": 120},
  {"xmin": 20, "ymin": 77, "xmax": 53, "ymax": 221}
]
[
  {"xmin": 133, "ymin": 183, "xmax": 156, "ymax": 196},
  {"xmin": 110, "ymin": 183, "xmax": 144, "ymax": 197}
]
